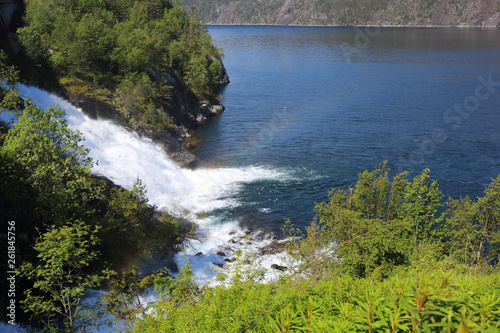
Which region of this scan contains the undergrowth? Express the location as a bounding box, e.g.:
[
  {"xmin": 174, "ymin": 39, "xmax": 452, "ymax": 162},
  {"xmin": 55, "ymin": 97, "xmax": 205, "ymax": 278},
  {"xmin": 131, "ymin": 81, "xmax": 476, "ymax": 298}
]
[{"xmin": 132, "ymin": 269, "xmax": 500, "ymax": 332}]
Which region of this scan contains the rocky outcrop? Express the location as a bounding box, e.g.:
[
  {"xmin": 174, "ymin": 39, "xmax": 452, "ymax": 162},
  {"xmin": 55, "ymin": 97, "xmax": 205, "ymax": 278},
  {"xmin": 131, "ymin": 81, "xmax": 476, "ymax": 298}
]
[
  {"xmin": 66, "ymin": 64, "xmax": 228, "ymax": 168},
  {"xmin": 129, "ymin": 119, "xmax": 196, "ymax": 167},
  {"xmin": 182, "ymin": 0, "xmax": 500, "ymax": 27},
  {"xmin": 271, "ymin": 263, "xmax": 288, "ymax": 271},
  {"xmin": 66, "ymin": 92, "xmax": 127, "ymax": 125},
  {"xmin": 152, "ymin": 67, "xmax": 227, "ymax": 132},
  {"xmin": 211, "ymin": 55, "xmax": 230, "ymax": 86}
]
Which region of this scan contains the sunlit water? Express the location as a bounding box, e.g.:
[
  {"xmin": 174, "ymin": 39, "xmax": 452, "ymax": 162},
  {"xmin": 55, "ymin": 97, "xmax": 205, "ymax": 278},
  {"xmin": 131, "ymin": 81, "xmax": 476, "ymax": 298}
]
[
  {"xmin": 3, "ymin": 26, "xmax": 500, "ymax": 332},
  {"xmin": 197, "ymin": 26, "xmax": 500, "ymax": 230}
]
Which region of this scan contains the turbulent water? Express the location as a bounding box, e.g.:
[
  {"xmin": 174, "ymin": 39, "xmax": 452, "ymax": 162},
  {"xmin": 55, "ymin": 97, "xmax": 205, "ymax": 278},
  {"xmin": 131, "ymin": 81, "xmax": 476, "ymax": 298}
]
[
  {"xmin": 2, "ymin": 26, "xmax": 500, "ymax": 332},
  {"xmin": 0, "ymin": 84, "xmax": 291, "ymax": 333},
  {"xmin": 16, "ymin": 85, "xmax": 293, "ymax": 283}
]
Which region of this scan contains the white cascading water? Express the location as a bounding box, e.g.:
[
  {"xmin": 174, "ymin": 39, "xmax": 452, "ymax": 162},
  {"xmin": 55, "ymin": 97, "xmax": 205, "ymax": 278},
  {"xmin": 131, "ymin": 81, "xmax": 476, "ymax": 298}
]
[
  {"xmin": 0, "ymin": 85, "xmax": 294, "ymax": 332},
  {"xmin": 20, "ymin": 85, "xmax": 293, "ymax": 281}
]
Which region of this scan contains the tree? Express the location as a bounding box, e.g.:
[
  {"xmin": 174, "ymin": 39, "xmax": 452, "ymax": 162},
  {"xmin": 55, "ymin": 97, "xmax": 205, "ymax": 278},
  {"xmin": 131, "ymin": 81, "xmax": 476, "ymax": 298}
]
[
  {"xmin": 208, "ymin": 60, "xmax": 222, "ymax": 92},
  {"xmin": 446, "ymin": 175, "xmax": 500, "ymax": 269},
  {"xmin": 102, "ymin": 177, "xmax": 158, "ymax": 262},
  {"xmin": 184, "ymin": 54, "xmax": 209, "ymax": 96},
  {"xmin": 351, "ymin": 161, "xmax": 391, "ymax": 219},
  {"xmin": 71, "ymin": 11, "xmax": 116, "ymax": 74},
  {"xmin": 402, "ymin": 168, "xmax": 444, "ymax": 248},
  {"xmin": 0, "ymin": 52, "xmax": 21, "ymax": 114},
  {"xmin": 474, "ymin": 175, "xmax": 500, "ymax": 267},
  {"xmin": 314, "ymin": 164, "xmax": 413, "ymax": 278},
  {"xmin": 1, "ymin": 100, "xmax": 102, "ymax": 228},
  {"xmin": 18, "ymin": 221, "xmax": 112, "ymax": 333}
]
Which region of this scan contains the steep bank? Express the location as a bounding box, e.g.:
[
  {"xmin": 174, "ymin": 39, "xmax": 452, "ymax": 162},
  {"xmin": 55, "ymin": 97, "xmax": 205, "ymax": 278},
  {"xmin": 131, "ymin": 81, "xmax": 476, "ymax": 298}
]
[
  {"xmin": 180, "ymin": 0, "xmax": 500, "ymax": 27},
  {"xmin": 63, "ymin": 65, "xmax": 229, "ymax": 167},
  {"xmin": 11, "ymin": 0, "xmax": 230, "ymax": 167}
]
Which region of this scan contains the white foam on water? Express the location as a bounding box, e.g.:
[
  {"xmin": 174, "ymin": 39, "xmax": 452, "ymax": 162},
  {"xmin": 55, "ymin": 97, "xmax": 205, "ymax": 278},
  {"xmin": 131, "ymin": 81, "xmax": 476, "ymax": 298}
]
[
  {"xmin": 18, "ymin": 85, "xmax": 290, "ymax": 219},
  {"xmin": 17, "ymin": 85, "xmax": 294, "ymax": 280},
  {"xmin": 7, "ymin": 85, "xmax": 296, "ymax": 331}
]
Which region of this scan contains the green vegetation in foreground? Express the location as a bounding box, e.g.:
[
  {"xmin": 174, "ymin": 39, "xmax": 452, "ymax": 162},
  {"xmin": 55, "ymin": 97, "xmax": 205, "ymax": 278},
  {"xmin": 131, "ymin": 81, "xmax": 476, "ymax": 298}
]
[
  {"xmin": 3, "ymin": 52, "xmax": 500, "ymax": 332},
  {"xmin": 15, "ymin": 0, "xmax": 224, "ymax": 130},
  {"xmin": 133, "ymin": 270, "xmax": 500, "ymax": 332},
  {"xmin": 131, "ymin": 162, "xmax": 500, "ymax": 332},
  {"xmin": 0, "ymin": 53, "xmax": 184, "ymax": 331}
]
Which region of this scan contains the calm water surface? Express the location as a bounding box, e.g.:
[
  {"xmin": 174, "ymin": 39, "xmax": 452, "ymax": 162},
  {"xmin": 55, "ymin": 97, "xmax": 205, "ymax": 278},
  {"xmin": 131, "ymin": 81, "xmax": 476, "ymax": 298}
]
[{"xmin": 195, "ymin": 26, "xmax": 500, "ymax": 231}]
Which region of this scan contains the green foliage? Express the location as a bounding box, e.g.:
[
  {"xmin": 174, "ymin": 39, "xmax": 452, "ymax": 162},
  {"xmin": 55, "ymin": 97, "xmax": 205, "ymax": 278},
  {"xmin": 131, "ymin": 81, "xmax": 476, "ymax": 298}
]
[
  {"xmin": 101, "ymin": 177, "xmax": 182, "ymax": 265},
  {"xmin": 158, "ymin": 211, "xmax": 181, "ymax": 243},
  {"xmin": 18, "ymin": 221, "xmax": 112, "ymax": 333},
  {"xmin": 402, "ymin": 168, "xmax": 444, "ymax": 247},
  {"xmin": 297, "ymin": 163, "xmax": 498, "ymax": 279},
  {"xmin": 1, "ymin": 100, "xmax": 102, "ymax": 229},
  {"xmin": 184, "ymin": 53, "xmax": 209, "ymax": 97},
  {"xmin": 114, "ymin": 73, "xmax": 175, "ymax": 130},
  {"xmin": 313, "ymin": 163, "xmax": 415, "ymax": 278},
  {"xmin": 0, "ymin": 52, "xmax": 22, "ymax": 114},
  {"xmin": 18, "ymin": 0, "xmax": 225, "ymax": 104},
  {"xmin": 445, "ymin": 175, "xmax": 500, "ymax": 269},
  {"xmin": 133, "ymin": 269, "xmax": 500, "ymax": 332},
  {"xmin": 102, "ymin": 267, "xmax": 155, "ymax": 326},
  {"xmin": 102, "ymin": 178, "xmax": 156, "ymax": 258}
]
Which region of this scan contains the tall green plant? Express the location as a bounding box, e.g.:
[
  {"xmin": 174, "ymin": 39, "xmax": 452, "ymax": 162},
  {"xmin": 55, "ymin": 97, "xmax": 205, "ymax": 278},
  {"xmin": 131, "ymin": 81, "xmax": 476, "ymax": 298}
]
[
  {"xmin": 314, "ymin": 163, "xmax": 413, "ymax": 278},
  {"xmin": 18, "ymin": 222, "xmax": 112, "ymax": 333},
  {"xmin": 402, "ymin": 168, "xmax": 444, "ymax": 247},
  {"xmin": 0, "ymin": 52, "xmax": 21, "ymax": 113},
  {"xmin": 1, "ymin": 100, "xmax": 102, "ymax": 228},
  {"xmin": 446, "ymin": 175, "xmax": 500, "ymax": 269}
]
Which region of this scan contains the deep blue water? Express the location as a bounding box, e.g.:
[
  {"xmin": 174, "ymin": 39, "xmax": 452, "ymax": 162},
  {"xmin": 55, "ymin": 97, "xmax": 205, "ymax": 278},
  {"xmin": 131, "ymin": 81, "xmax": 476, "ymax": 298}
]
[{"xmin": 195, "ymin": 26, "xmax": 500, "ymax": 232}]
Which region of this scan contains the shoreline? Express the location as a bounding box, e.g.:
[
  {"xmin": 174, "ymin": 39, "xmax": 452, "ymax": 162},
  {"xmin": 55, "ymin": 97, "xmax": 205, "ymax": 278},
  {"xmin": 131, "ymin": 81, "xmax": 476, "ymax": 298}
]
[{"xmin": 205, "ymin": 23, "xmax": 500, "ymax": 28}]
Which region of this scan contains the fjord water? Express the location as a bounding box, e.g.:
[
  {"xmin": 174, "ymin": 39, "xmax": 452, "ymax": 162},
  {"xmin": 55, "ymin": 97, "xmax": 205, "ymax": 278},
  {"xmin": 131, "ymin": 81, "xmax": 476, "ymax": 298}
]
[
  {"xmin": 1, "ymin": 27, "xmax": 499, "ymax": 332},
  {"xmin": 198, "ymin": 26, "xmax": 500, "ymax": 230}
]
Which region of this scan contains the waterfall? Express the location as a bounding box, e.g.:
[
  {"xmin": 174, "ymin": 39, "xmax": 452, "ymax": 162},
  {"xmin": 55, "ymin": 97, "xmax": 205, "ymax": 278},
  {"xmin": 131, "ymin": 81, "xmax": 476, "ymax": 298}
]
[{"xmin": 16, "ymin": 85, "xmax": 291, "ymax": 285}]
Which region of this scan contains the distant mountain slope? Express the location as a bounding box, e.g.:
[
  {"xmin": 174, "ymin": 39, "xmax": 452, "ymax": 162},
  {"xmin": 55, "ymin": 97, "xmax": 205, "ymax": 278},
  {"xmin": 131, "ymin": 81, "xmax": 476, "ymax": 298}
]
[{"xmin": 180, "ymin": 0, "xmax": 500, "ymax": 27}]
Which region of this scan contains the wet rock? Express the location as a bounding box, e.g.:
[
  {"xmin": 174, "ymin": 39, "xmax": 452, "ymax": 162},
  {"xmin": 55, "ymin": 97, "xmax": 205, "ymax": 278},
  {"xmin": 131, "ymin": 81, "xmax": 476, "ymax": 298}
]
[
  {"xmin": 224, "ymin": 257, "xmax": 237, "ymax": 263},
  {"xmin": 199, "ymin": 103, "xmax": 225, "ymax": 121},
  {"xmin": 129, "ymin": 119, "xmax": 195, "ymax": 167},
  {"xmin": 195, "ymin": 252, "xmax": 204, "ymax": 257},
  {"xmin": 228, "ymin": 239, "xmax": 237, "ymax": 244},
  {"xmin": 212, "ymin": 262, "xmax": 224, "ymax": 268},
  {"xmin": 216, "ymin": 251, "xmax": 226, "ymax": 257},
  {"xmin": 259, "ymin": 239, "xmax": 285, "ymax": 255},
  {"xmin": 271, "ymin": 264, "xmax": 288, "ymax": 271}
]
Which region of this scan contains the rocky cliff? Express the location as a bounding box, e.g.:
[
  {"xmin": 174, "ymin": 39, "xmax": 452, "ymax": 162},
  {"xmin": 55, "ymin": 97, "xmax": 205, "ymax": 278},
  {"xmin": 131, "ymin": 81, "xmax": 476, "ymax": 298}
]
[
  {"xmin": 67, "ymin": 64, "xmax": 229, "ymax": 168},
  {"xmin": 181, "ymin": 0, "xmax": 500, "ymax": 27}
]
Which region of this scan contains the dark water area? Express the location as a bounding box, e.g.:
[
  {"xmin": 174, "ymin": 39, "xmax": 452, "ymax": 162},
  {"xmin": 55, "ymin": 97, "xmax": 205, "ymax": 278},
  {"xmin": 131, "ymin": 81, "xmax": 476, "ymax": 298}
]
[{"xmin": 196, "ymin": 26, "xmax": 500, "ymax": 232}]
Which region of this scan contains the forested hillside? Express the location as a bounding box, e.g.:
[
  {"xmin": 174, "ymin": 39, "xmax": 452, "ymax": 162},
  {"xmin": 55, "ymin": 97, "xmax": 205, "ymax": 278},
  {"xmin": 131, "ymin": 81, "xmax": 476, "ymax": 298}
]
[
  {"xmin": 11, "ymin": 0, "xmax": 228, "ymax": 167},
  {"xmin": 180, "ymin": 0, "xmax": 500, "ymax": 27},
  {"xmin": 0, "ymin": 0, "xmax": 227, "ymax": 328}
]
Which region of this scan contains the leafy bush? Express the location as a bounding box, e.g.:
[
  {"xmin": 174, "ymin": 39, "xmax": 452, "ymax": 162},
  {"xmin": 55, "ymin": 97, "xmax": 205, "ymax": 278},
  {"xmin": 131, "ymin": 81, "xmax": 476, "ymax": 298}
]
[{"xmin": 133, "ymin": 268, "xmax": 500, "ymax": 332}]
